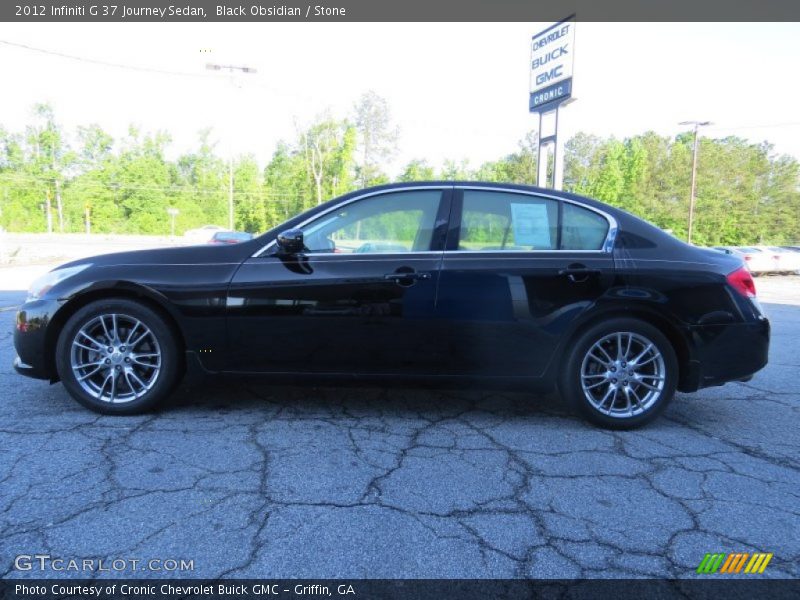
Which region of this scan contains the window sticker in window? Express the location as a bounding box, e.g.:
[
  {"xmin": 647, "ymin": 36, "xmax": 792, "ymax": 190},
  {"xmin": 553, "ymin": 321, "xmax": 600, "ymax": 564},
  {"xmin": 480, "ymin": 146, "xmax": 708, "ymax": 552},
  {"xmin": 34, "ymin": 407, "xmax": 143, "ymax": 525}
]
[{"xmin": 510, "ymin": 202, "xmax": 551, "ymax": 248}]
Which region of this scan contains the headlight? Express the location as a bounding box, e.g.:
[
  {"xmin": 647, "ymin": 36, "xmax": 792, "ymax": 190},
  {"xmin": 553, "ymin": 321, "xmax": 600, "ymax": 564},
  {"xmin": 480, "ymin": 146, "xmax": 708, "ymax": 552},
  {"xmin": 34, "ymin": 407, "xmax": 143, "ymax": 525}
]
[{"xmin": 27, "ymin": 264, "xmax": 92, "ymax": 302}]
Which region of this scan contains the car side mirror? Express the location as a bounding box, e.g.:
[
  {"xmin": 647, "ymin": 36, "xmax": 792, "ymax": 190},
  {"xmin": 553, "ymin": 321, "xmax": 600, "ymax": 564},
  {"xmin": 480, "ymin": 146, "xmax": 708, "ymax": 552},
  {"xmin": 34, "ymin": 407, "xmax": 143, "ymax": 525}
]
[{"xmin": 276, "ymin": 229, "xmax": 304, "ymax": 255}]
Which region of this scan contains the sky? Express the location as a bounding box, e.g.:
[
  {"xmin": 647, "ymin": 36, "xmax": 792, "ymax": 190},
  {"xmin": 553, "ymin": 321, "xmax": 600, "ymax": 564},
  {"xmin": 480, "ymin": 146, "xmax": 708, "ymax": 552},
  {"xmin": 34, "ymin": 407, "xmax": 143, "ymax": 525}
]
[{"xmin": 1, "ymin": 22, "xmax": 800, "ymax": 176}]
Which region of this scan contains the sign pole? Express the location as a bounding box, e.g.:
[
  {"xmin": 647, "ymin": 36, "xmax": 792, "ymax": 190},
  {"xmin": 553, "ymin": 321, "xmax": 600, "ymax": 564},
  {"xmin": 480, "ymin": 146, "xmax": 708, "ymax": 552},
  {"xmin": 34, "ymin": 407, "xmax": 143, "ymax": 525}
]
[
  {"xmin": 536, "ymin": 111, "xmax": 546, "ymax": 187},
  {"xmin": 529, "ymin": 15, "xmax": 575, "ymax": 190},
  {"xmin": 553, "ymin": 104, "xmax": 565, "ymax": 190}
]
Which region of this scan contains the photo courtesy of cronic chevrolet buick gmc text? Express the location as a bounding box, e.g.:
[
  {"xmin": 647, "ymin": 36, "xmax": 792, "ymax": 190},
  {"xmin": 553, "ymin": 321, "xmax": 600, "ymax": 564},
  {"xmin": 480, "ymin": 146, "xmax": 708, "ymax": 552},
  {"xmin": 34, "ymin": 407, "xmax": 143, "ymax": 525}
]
[{"xmin": 12, "ymin": 183, "xmax": 770, "ymax": 428}]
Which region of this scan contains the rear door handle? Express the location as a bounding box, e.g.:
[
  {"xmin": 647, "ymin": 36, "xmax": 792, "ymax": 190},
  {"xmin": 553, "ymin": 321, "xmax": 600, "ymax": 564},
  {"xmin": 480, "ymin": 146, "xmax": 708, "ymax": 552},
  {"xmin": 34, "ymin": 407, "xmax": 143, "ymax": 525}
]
[{"xmin": 558, "ymin": 264, "xmax": 601, "ymax": 282}]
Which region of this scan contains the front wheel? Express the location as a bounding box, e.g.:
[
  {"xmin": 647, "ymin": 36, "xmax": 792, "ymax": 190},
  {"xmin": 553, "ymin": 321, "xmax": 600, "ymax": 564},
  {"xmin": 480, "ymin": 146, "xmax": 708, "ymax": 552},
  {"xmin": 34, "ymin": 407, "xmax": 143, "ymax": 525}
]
[
  {"xmin": 559, "ymin": 318, "xmax": 678, "ymax": 429},
  {"xmin": 56, "ymin": 299, "xmax": 182, "ymax": 415}
]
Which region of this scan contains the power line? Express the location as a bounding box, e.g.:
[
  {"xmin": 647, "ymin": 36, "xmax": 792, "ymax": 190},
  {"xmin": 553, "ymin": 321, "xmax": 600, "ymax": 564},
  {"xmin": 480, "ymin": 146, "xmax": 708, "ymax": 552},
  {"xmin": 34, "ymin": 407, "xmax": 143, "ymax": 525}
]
[
  {"xmin": 704, "ymin": 122, "xmax": 800, "ymax": 133},
  {"xmin": 0, "ymin": 38, "xmax": 304, "ymax": 96},
  {"xmin": 0, "ymin": 39, "xmax": 212, "ymax": 78},
  {"xmin": 0, "ymin": 38, "xmax": 320, "ymax": 103},
  {"xmin": 6, "ymin": 40, "xmax": 800, "ymax": 138},
  {"xmin": 0, "ymin": 174, "xmax": 302, "ymax": 199}
]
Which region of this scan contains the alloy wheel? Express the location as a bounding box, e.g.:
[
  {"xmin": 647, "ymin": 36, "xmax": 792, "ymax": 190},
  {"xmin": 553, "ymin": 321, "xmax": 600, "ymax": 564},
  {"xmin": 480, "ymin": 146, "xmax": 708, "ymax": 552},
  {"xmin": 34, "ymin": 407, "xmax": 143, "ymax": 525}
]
[
  {"xmin": 579, "ymin": 331, "xmax": 666, "ymax": 418},
  {"xmin": 70, "ymin": 313, "xmax": 162, "ymax": 403}
]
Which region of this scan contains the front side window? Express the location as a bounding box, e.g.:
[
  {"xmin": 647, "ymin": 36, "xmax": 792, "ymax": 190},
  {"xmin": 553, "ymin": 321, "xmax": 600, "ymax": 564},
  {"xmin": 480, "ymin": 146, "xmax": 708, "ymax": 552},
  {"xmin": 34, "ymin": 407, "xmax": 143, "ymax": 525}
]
[
  {"xmin": 458, "ymin": 190, "xmax": 558, "ymax": 251},
  {"xmin": 300, "ymin": 190, "xmax": 441, "ymax": 254}
]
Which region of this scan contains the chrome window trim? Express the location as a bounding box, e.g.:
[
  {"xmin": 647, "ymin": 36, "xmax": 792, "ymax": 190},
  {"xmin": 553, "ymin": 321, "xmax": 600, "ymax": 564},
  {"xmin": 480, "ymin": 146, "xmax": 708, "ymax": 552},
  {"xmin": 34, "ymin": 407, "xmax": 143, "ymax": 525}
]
[
  {"xmin": 251, "ymin": 186, "xmax": 451, "ymax": 258},
  {"xmin": 442, "ymin": 250, "xmax": 609, "ymax": 257},
  {"xmin": 242, "ymin": 254, "xmax": 445, "ymax": 263},
  {"xmin": 251, "ymin": 185, "xmax": 619, "ymax": 258},
  {"xmin": 251, "ymin": 251, "xmax": 445, "ymax": 259}
]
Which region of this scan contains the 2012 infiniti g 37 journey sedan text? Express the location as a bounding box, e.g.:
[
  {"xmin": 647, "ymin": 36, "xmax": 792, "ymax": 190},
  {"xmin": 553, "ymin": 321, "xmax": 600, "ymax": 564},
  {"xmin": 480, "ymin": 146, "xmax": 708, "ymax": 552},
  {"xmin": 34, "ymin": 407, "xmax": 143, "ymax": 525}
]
[{"xmin": 13, "ymin": 183, "xmax": 769, "ymax": 428}]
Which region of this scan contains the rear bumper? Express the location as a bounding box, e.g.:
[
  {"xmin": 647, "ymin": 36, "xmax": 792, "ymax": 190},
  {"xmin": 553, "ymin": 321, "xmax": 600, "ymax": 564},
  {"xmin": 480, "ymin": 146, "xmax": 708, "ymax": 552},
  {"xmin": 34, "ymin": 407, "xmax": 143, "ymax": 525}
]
[{"xmin": 680, "ymin": 317, "xmax": 770, "ymax": 391}]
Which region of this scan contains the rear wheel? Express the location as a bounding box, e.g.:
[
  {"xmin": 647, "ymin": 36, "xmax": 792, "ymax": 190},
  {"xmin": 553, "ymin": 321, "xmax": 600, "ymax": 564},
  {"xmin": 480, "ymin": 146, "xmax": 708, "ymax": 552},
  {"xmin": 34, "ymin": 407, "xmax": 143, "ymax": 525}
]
[
  {"xmin": 56, "ymin": 299, "xmax": 182, "ymax": 415},
  {"xmin": 559, "ymin": 318, "xmax": 678, "ymax": 429}
]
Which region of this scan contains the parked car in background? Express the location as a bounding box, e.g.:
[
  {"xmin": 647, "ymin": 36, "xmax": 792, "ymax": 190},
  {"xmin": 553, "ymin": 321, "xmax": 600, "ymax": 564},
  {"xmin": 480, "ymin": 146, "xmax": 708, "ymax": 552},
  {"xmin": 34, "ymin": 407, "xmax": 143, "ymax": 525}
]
[
  {"xmin": 767, "ymin": 246, "xmax": 800, "ymax": 274},
  {"xmin": 208, "ymin": 231, "xmax": 254, "ymax": 245},
  {"xmin": 184, "ymin": 225, "xmax": 227, "ymax": 243},
  {"xmin": 712, "ymin": 246, "xmax": 747, "ymax": 265},
  {"xmin": 734, "ymin": 246, "xmax": 777, "ymax": 275},
  {"xmin": 13, "ymin": 182, "xmax": 770, "ymax": 429},
  {"xmin": 353, "ymin": 242, "xmax": 409, "ymax": 253},
  {"xmin": 780, "ymin": 246, "xmax": 800, "ymax": 271}
]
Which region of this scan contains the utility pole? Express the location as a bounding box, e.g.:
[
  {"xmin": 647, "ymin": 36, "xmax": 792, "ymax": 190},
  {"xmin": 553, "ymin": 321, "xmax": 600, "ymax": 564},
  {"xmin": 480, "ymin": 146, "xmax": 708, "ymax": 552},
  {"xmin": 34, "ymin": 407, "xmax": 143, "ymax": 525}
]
[
  {"xmin": 679, "ymin": 120, "xmax": 712, "ymax": 245},
  {"xmin": 84, "ymin": 203, "xmax": 91, "ymax": 235},
  {"xmin": 54, "ymin": 179, "xmax": 64, "ymax": 232},
  {"xmin": 167, "ymin": 207, "xmax": 179, "ymax": 238},
  {"xmin": 228, "ymin": 157, "xmax": 234, "ymax": 228},
  {"xmin": 205, "ymin": 62, "xmax": 257, "ymax": 231},
  {"xmin": 44, "ymin": 189, "xmax": 53, "ymax": 234}
]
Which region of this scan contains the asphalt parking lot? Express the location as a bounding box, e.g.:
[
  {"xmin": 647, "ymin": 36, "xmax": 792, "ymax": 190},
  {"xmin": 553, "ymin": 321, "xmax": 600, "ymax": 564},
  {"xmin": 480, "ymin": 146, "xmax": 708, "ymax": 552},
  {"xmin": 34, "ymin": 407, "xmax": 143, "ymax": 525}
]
[{"xmin": 0, "ymin": 276, "xmax": 798, "ymax": 579}]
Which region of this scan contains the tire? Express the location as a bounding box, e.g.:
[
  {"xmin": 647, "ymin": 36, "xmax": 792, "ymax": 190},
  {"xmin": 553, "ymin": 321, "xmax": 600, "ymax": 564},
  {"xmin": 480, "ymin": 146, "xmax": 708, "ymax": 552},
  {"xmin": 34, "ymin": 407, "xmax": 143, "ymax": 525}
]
[
  {"xmin": 558, "ymin": 318, "xmax": 678, "ymax": 429},
  {"xmin": 55, "ymin": 299, "xmax": 182, "ymax": 415}
]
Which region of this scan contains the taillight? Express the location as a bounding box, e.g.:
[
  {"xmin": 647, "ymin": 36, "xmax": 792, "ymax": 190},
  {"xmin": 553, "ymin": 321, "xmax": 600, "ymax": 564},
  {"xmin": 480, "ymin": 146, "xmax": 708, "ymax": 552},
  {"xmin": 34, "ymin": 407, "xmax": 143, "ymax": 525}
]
[
  {"xmin": 727, "ymin": 266, "xmax": 756, "ymax": 298},
  {"xmin": 744, "ymin": 255, "xmax": 752, "ymax": 261}
]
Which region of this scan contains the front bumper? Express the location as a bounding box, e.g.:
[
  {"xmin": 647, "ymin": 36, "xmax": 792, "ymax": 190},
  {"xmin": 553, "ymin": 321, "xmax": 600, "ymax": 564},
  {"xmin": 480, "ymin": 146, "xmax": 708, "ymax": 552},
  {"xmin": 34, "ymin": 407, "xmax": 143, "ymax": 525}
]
[
  {"xmin": 13, "ymin": 298, "xmax": 61, "ymax": 380},
  {"xmin": 13, "ymin": 355, "xmax": 46, "ymax": 379}
]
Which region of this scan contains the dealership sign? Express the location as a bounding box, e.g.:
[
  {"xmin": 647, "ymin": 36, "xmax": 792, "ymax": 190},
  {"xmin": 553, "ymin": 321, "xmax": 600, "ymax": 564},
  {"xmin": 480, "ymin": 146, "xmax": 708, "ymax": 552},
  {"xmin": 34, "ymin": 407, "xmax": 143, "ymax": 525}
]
[{"xmin": 529, "ymin": 16, "xmax": 575, "ymax": 112}]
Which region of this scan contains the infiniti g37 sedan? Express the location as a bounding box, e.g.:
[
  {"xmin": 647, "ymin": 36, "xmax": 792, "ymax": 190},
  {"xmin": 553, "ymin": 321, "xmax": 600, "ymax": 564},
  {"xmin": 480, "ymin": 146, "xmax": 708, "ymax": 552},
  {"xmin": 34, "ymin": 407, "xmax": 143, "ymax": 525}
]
[{"xmin": 13, "ymin": 183, "xmax": 769, "ymax": 428}]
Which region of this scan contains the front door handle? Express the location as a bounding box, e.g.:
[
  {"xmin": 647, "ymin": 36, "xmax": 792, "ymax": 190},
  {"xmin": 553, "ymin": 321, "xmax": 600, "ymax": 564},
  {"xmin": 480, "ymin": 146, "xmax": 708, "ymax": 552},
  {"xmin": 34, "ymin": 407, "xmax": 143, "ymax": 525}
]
[
  {"xmin": 384, "ymin": 271, "xmax": 431, "ymax": 285},
  {"xmin": 558, "ymin": 263, "xmax": 601, "ymax": 283}
]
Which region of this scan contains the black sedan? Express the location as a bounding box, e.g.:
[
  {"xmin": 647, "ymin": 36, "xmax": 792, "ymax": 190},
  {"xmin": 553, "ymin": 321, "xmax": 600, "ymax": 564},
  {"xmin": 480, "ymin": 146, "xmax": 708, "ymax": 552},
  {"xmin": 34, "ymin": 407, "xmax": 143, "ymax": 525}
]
[{"xmin": 13, "ymin": 183, "xmax": 769, "ymax": 428}]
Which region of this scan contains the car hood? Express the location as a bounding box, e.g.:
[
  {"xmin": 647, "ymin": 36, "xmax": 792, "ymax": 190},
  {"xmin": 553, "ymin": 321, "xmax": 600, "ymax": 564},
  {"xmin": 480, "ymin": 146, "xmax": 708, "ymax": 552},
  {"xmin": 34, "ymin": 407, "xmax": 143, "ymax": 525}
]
[{"xmin": 56, "ymin": 241, "xmax": 259, "ymax": 270}]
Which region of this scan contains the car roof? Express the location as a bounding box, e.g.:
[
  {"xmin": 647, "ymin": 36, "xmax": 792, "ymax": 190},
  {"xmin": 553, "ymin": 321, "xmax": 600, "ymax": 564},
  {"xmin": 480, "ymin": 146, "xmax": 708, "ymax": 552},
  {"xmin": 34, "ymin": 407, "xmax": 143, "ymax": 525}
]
[{"xmin": 335, "ymin": 181, "xmax": 619, "ymax": 213}]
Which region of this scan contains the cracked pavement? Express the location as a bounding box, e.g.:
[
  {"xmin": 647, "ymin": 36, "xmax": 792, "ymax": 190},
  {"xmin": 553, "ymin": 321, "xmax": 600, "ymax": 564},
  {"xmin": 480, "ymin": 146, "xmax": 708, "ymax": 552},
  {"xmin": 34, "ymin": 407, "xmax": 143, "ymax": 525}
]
[{"xmin": 1, "ymin": 277, "xmax": 798, "ymax": 579}]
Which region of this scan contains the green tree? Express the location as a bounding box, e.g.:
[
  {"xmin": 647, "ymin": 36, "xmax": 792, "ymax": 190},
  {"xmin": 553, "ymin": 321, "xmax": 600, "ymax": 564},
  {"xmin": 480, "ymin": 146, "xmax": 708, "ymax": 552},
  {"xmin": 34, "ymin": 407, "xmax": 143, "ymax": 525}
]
[
  {"xmin": 233, "ymin": 154, "xmax": 266, "ymax": 233},
  {"xmin": 440, "ymin": 159, "xmax": 471, "ymax": 180},
  {"xmin": 398, "ymin": 159, "xmax": 435, "ymax": 182},
  {"xmin": 354, "ymin": 91, "xmax": 398, "ymax": 187},
  {"xmin": 301, "ymin": 116, "xmax": 357, "ymax": 205},
  {"xmin": 2, "ymin": 100, "xmax": 799, "ymax": 245}
]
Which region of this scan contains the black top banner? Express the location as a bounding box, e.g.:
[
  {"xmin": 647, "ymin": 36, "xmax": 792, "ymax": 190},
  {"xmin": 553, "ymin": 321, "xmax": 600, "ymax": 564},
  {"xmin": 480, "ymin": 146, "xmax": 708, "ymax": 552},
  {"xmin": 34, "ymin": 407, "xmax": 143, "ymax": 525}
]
[{"xmin": 2, "ymin": 0, "xmax": 800, "ymax": 22}]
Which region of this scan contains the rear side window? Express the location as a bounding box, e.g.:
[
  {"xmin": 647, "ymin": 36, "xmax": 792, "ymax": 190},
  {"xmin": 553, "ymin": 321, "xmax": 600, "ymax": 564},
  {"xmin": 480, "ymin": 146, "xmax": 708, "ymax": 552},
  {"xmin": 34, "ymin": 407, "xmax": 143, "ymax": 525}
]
[
  {"xmin": 459, "ymin": 191, "xmax": 558, "ymax": 251},
  {"xmin": 456, "ymin": 190, "xmax": 609, "ymax": 251},
  {"xmin": 561, "ymin": 202, "xmax": 609, "ymax": 250}
]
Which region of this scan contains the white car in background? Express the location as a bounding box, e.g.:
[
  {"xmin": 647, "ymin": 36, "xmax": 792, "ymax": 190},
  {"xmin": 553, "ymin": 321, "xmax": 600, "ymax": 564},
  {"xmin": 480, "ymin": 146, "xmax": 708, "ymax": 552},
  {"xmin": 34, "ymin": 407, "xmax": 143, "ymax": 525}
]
[
  {"xmin": 768, "ymin": 246, "xmax": 800, "ymax": 274},
  {"xmin": 183, "ymin": 225, "xmax": 227, "ymax": 244},
  {"xmin": 781, "ymin": 246, "xmax": 800, "ymax": 268},
  {"xmin": 734, "ymin": 246, "xmax": 777, "ymax": 275}
]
